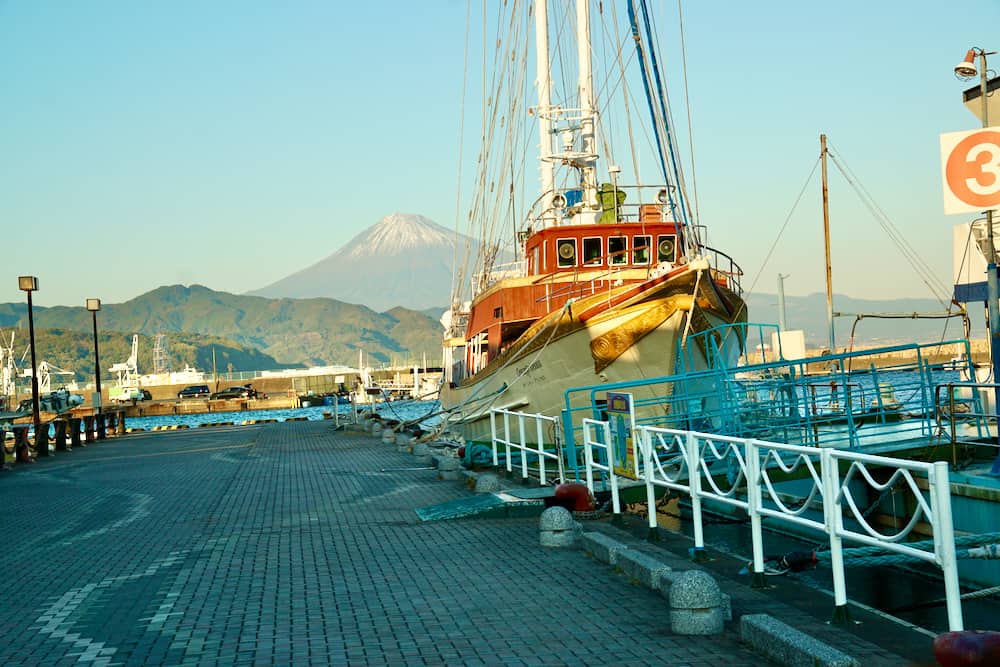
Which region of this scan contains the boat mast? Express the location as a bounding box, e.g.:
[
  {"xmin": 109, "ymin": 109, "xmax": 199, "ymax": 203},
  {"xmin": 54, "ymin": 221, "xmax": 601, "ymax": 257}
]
[
  {"xmin": 820, "ymin": 133, "xmax": 835, "ymax": 355},
  {"xmin": 576, "ymin": 0, "xmax": 599, "ymax": 222},
  {"xmin": 534, "ymin": 0, "xmax": 556, "ymax": 228}
]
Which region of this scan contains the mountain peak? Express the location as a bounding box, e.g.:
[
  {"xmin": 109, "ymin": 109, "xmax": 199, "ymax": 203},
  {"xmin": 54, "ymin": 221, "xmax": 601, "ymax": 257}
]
[{"xmin": 341, "ymin": 212, "xmax": 456, "ymax": 258}]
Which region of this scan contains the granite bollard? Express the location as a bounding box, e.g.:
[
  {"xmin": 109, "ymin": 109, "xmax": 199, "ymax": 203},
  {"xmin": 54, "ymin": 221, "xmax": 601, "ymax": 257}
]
[
  {"xmin": 539, "ymin": 506, "xmax": 579, "ymax": 548},
  {"xmin": 669, "ymin": 570, "xmax": 725, "ymax": 635}
]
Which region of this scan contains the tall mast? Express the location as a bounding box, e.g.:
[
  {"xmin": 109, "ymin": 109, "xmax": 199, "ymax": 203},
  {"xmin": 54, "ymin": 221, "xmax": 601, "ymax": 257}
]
[
  {"xmin": 576, "ymin": 0, "xmax": 598, "ymax": 219},
  {"xmin": 534, "ymin": 0, "xmax": 556, "ymax": 228},
  {"xmin": 820, "ymin": 134, "xmax": 835, "ymax": 355}
]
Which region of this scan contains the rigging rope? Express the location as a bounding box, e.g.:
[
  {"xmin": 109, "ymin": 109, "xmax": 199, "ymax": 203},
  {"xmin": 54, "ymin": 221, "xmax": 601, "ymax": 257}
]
[
  {"xmin": 826, "ymin": 142, "xmax": 953, "ymax": 308},
  {"xmin": 746, "ymin": 156, "xmax": 822, "ymax": 296}
]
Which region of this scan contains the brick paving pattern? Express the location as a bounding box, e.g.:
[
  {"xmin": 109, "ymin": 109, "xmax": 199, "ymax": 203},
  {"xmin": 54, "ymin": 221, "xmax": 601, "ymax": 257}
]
[{"xmin": 0, "ymin": 422, "xmax": 773, "ymax": 666}]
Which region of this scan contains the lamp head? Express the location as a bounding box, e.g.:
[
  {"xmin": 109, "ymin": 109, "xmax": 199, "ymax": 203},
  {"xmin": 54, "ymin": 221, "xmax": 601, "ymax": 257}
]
[
  {"xmin": 656, "ymin": 188, "xmax": 670, "ymax": 205},
  {"xmin": 18, "ymin": 276, "xmax": 38, "ymax": 292},
  {"xmin": 955, "ymin": 48, "xmax": 979, "ymax": 78},
  {"xmin": 86, "ymin": 298, "xmax": 101, "ymax": 312},
  {"xmin": 552, "ymin": 192, "xmax": 567, "ymax": 209}
]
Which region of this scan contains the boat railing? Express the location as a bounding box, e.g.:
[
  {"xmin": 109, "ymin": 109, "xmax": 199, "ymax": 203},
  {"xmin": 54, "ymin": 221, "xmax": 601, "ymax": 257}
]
[
  {"xmin": 473, "ymin": 260, "xmax": 528, "ymax": 292},
  {"xmin": 696, "ymin": 244, "xmax": 744, "ymax": 294},
  {"xmin": 489, "ymin": 408, "xmax": 564, "ymax": 485},
  {"xmin": 933, "ymin": 381, "xmax": 994, "ymax": 467},
  {"xmin": 604, "ymin": 425, "xmax": 962, "ymax": 630}
]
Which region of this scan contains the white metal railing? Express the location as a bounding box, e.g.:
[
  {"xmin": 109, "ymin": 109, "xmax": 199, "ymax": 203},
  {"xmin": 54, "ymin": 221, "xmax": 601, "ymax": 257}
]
[
  {"xmin": 489, "ymin": 408, "xmax": 564, "ymax": 485},
  {"xmin": 581, "ymin": 418, "xmax": 620, "ymax": 515},
  {"xmin": 625, "ymin": 425, "xmax": 964, "ymax": 631}
]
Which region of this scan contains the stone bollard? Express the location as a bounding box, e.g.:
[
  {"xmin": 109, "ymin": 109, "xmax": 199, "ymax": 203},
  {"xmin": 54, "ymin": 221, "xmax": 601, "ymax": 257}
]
[
  {"xmin": 371, "ymin": 421, "xmax": 384, "ymax": 437},
  {"xmin": 395, "ymin": 433, "xmax": 414, "ymax": 450},
  {"xmin": 474, "ymin": 473, "xmax": 501, "ymax": 494},
  {"xmin": 380, "ymin": 428, "xmax": 396, "ymax": 445},
  {"xmin": 437, "ymin": 456, "xmax": 462, "ymax": 481},
  {"xmin": 539, "ymin": 506, "xmax": 579, "ymax": 548},
  {"xmin": 669, "ymin": 570, "xmax": 725, "ymax": 635},
  {"xmin": 69, "ymin": 417, "xmax": 83, "ymax": 448},
  {"xmin": 412, "ymin": 443, "xmax": 433, "ymax": 464},
  {"xmin": 13, "ymin": 425, "xmax": 32, "ymax": 463},
  {"xmin": 96, "ymin": 413, "xmax": 107, "ymax": 440},
  {"xmin": 54, "ymin": 420, "xmax": 69, "ymax": 452},
  {"xmin": 83, "ymin": 415, "xmax": 96, "ymax": 444}
]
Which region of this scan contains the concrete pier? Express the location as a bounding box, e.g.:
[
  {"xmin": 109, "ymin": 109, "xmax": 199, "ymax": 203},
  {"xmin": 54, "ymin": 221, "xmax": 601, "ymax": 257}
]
[{"xmin": 0, "ymin": 421, "xmax": 927, "ymax": 665}]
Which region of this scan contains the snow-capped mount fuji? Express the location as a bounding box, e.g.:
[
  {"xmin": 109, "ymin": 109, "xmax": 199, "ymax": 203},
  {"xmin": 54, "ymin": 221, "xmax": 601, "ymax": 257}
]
[{"xmin": 249, "ymin": 213, "xmax": 475, "ymax": 312}]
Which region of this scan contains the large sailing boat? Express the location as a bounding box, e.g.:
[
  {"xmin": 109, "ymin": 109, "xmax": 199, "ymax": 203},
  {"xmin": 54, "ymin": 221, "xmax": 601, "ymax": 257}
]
[{"xmin": 440, "ymin": 0, "xmax": 746, "ymax": 443}]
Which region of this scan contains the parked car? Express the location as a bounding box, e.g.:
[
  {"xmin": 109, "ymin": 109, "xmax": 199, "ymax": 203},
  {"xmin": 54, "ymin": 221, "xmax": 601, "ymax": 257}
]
[
  {"xmin": 177, "ymin": 384, "xmax": 211, "ymax": 399},
  {"xmin": 210, "ymin": 386, "xmax": 252, "ymax": 400}
]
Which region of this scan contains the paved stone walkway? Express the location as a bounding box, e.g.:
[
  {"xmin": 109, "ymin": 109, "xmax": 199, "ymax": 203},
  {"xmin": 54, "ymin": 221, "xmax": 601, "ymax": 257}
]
[{"xmin": 0, "ymin": 422, "xmax": 903, "ymax": 665}]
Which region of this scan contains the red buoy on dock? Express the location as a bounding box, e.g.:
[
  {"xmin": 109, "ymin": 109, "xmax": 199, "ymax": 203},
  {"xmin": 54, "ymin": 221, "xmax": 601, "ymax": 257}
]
[
  {"xmin": 933, "ymin": 630, "xmax": 1000, "ymax": 666},
  {"xmin": 554, "ymin": 482, "xmax": 596, "ymax": 512}
]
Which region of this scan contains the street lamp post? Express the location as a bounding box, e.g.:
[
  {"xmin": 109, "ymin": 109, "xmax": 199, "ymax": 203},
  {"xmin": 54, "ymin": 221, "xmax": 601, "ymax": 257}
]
[
  {"xmin": 955, "ymin": 48, "xmax": 1000, "ymax": 462},
  {"xmin": 86, "ymin": 298, "xmax": 104, "ymax": 439},
  {"xmin": 18, "ymin": 276, "xmax": 44, "ymax": 457}
]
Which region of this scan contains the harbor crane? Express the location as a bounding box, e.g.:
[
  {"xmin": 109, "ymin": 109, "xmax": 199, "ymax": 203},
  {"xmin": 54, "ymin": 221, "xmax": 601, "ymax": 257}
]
[
  {"xmin": 0, "ymin": 331, "xmax": 16, "ymax": 407},
  {"xmin": 21, "ymin": 360, "xmax": 75, "ymax": 393},
  {"xmin": 109, "ymin": 334, "xmax": 139, "ymax": 388}
]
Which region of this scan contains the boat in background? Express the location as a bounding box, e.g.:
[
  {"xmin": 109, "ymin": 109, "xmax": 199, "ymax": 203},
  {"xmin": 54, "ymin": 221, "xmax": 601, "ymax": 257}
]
[{"xmin": 439, "ymin": 1, "xmax": 746, "ymax": 443}]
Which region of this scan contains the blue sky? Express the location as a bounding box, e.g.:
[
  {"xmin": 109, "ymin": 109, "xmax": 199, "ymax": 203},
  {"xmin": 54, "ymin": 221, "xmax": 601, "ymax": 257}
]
[{"xmin": 2, "ymin": 1, "xmax": 999, "ymax": 309}]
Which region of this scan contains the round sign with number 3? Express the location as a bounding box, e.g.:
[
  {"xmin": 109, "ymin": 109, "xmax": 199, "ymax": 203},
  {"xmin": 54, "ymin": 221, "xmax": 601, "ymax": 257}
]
[{"xmin": 941, "ymin": 127, "xmax": 1000, "ymax": 215}]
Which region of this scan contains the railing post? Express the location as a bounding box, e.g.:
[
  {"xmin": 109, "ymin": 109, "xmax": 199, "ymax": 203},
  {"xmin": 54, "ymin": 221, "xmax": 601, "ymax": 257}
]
[
  {"xmin": 583, "ymin": 420, "xmax": 595, "ymax": 493},
  {"xmin": 641, "ymin": 427, "xmax": 659, "ymax": 541},
  {"xmin": 561, "ymin": 408, "xmax": 579, "ymax": 481},
  {"xmin": 536, "ymin": 413, "xmax": 546, "ymax": 483},
  {"xmin": 490, "ymin": 410, "xmax": 499, "ymax": 468},
  {"xmin": 931, "ymin": 461, "xmax": 964, "ymax": 631},
  {"xmin": 687, "ymin": 431, "xmax": 706, "ymax": 558},
  {"xmin": 503, "ymin": 410, "xmax": 513, "ymax": 475},
  {"xmin": 822, "ymin": 449, "xmax": 851, "ymax": 624},
  {"xmin": 518, "ymin": 413, "xmax": 528, "ymax": 481},
  {"xmin": 746, "ymin": 439, "xmax": 766, "ymax": 587},
  {"xmin": 605, "ymin": 421, "xmax": 621, "ymax": 519},
  {"xmin": 554, "ymin": 416, "xmax": 565, "ymax": 484}
]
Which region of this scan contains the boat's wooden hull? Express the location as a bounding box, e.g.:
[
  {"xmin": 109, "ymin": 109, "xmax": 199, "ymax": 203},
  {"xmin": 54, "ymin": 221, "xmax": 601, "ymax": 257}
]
[{"xmin": 440, "ymin": 263, "xmax": 746, "ymax": 443}]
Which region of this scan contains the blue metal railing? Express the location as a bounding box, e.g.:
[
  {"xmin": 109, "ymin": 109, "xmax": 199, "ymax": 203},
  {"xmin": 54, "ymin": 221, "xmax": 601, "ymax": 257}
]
[{"xmin": 559, "ymin": 324, "xmax": 982, "ymax": 480}]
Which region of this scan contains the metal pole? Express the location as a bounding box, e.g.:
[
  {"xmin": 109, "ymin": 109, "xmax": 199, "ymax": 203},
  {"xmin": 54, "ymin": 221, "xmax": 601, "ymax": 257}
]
[
  {"xmin": 27, "ymin": 290, "xmax": 43, "ymax": 456},
  {"xmin": 820, "ymin": 134, "xmax": 836, "ymax": 355},
  {"xmin": 777, "ymin": 273, "xmax": 789, "ymax": 331},
  {"xmin": 976, "ymin": 51, "xmax": 1000, "ymax": 463},
  {"xmin": 91, "ymin": 311, "xmax": 101, "ymax": 416}
]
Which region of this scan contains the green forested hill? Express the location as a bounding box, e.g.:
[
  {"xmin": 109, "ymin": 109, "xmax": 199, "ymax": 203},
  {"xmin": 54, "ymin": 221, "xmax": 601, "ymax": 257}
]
[{"xmin": 4, "ymin": 285, "xmax": 442, "ymax": 376}]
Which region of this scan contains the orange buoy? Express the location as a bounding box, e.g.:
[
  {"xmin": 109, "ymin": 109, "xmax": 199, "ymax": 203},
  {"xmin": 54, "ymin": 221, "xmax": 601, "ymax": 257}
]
[{"xmin": 933, "ymin": 630, "xmax": 1000, "ymax": 666}]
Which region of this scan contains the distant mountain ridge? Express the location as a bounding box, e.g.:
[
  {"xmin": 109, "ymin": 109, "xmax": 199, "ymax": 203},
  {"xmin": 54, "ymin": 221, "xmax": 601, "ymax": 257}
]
[
  {"xmin": 20, "ymin": 285, "xmax": 442, "ymax": 368},
  {"xmin": 249, "ymin": 212, "xmax": 472, "ymax": 312}
]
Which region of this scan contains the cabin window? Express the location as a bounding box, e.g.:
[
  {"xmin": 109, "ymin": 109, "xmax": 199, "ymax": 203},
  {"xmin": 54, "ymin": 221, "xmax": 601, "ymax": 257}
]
[
  {"xmin": 633, "ymin": 235, "xmax": 651, "ymax": 264},
  {"xmin": 608, "ymin": 236, "xmax": 627, "ymax": 266},
  {"xmin": 556, "ymin": 238, "xmax": 577, "ymax": 267},
  {"xmin": 582, "ymin": 237, "xmax": 602, "ymax": 266},
  {"xmin": 531, "ymin": 246, "xmax": 540, "ymax": 275},
  {"xmin": 657, "ymin": 234, "xmax": 677, "ymax": 262}
]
